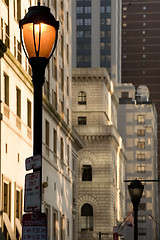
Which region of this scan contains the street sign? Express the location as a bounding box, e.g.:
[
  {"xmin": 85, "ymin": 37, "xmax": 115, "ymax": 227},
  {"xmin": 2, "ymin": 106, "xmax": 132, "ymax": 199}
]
[
  {"xmin": 24, "ymin": 172, "xmax": 41, "ymax": 212},
  {"xmin": 22, "ymin": 213, "xmax": 47, "ymax": 240},
  {"xmin": 25, "ymin": 155, "xmax": 42, "ymax": 171}
]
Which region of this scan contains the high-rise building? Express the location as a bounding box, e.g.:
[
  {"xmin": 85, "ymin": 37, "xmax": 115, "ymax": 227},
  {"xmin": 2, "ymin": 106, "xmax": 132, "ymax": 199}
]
[
  {"xmin": 0, "ymin": 0, "xmax": 83, "ymax": 239},
  {"xmin": 121, "ymin": 0, "xmax": 160, "ymax": 176},
  {"xmin": 116, "ymin": 84, "xmax": 159, "ymax": 240},
  {"xmin": 72, "ymin": 68, "xmax": 126, "ymax": 240},
  {"xmin": 72, "ymin": 0, "xmax": 122, "ymax": 84}
]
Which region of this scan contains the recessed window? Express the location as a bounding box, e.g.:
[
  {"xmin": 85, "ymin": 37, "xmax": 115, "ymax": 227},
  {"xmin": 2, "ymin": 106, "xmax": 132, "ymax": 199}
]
[
  {"xmin": 137, "ymin": 115, "xmax": 145, "ymax": 124},
  {"xmin": 137, "ymin": 129, "xmax": 145, "ymax": 136},
  {"xmin": 121, "ymin": 92, "xmax": 129, "ymax": 98},
  {"xmin": 78, "ymin": 117, "xmax": 87, "ymax": 125},
  {"xmin": 82, "ymin": 165, "xmax": 92, "ymax": 181},
  {"xmin": 81, "ymin": 204, "xmax": 93, "ymax": 231},
  {"xmin": 137, "ymin": 153, "xmax": 146, "ymax": 161},
  {"xmin": 139, "ymin": 228, "xmax": 146, "ymax": 236},
  {"xmin": 137, "ymin": 141, "xmax": 145, "ymax": 149},
  {"xmin": 137, "ymin": 164, "xmax": 146, "ymax": 173},
  {"xmin": 138, "ymin": 215, "xmax": 146, "ymax": 222},
  {"xmin": 78, "ymin": 91, "xmax": 86, "ymax": 105}
]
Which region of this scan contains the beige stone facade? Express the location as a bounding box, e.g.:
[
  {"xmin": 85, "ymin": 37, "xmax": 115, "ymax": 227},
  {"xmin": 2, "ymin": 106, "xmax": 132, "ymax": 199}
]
[{"xmin": 72, "ymin": 68, "xmax": 126, "ymax": 240}]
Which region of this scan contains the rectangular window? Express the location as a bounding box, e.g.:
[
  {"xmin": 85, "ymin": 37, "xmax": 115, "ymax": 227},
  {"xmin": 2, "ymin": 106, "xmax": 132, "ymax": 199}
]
[
  {"xmin": 67, "ymin": 109, "xmax": 69, "ymax": 125},
  {"xmin": 46, "ymin": 205, "xmax": 50, "ymax": 238},
  {"xmin": 121, "ymin": 92, "xmax": 129, "ymax": 98},
  {"xmin": 15, "ymin": 189, "xmax": 22, "ymax": 220},
  {"xmin": 82, "ymin": 165, "xmax": 92, "ymax": 181},
  {"xmin": 137, "ymin": 141, "xmax": 145, "ymax": 149},
  {"xmin": 78, "ymin": 117, "xmax": 86, "ymax": 125},
  {"xmin": 67, "ymin": 144, "xmax": 69, "ymax": 167},
  {"xmin": 67, "ymin": 219, "xmax": 69, "ymax": 237},
  {"xmin": 16, "ymin": 87, "xmax": 21, "ymax": 118},
  {"xmin": 14, "ymin": 0, "xmax": 21, "ymax": 21},
  {"xmin": 137, "ymin": 115, "xmax": 145, "ymax": 124},
  {"xmin": 67, "ymin": 77, "xmax": 69, "ymax": 96},
  {"xmin": 137, "ymin": 153, "xmax": 146, "ymax": 161},
  {"xmin": 17, "ymin": 40, "xmax": 22, "ymax": 63},
  {"xmin": 4, "ymin": 73, "xmax": 9, "ymax": 106},
  {"xmin": 45, "ymin": 120, "xmax": 49, "ymax": 147},
  {"xmin": 60, "ymin": 137, "xmax": 64, "ymax": 161},
  {"xmin": 27, "ymin": 99, "xmax": 31, "ymax": 128},
  {"xmin": 138, "ymin": 228, "xmax": 146, "ymax": 236},
  {"xmin": 138, "ymin": 215, "xmax": 146, "ymax": 222},
  {"xmin": 137, "ymin": 164, "xmax": 146, "ymax": 173},
  {"xmin": 3, "ymin": 181, "xmax": 11, "ymax": 219},
  {"xmin": 137, "ymin": 129, "xmax": 145, "ymax": 136},
  {"xmin": 52, "ymin": 210, "xmax": 58, "ymax": 240},
  {"xmin": 60, "ymin": 214, "xmax": 65, "ymax": 240},
  {"xmin": 53, "ymin": 129, "xmax": 57, "ymax": 155}
]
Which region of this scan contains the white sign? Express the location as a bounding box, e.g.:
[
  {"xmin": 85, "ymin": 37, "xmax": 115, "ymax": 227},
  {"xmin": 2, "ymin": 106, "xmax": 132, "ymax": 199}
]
[
  {"xmin": 24, "ymin": 172, "xmax": 41, "ymax": 212},
  {"xmin": 22, "ymin": 213, "xmax": 47, "ymax": 240},
  {"xmin": 25, "ymin": 155, "xmax": 42, "ymax": 171}
]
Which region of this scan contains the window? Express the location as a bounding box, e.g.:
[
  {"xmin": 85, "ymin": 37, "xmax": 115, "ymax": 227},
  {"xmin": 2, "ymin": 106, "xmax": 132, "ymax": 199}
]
[
  {"xmin": 45, "ymin": 205, "xmax": 51, "ymax": 238},
  {"xmin": 106, "ymin": 6, "xmax": 111, "ymax": 13},
  {"xmin": 16, "ymin": 87, "xmax": 21, "ymax": 118},
  {"xmin": 67, "ymin": 219, "xmax": 69, "ymax": 237},
  {"xmin": 78, "ymin": 117, "xmax": 86, "ymax": 125},
  {"xmin": 138, "ymin": 215, "xmax": 146, "ymax": 222},
  {"xmin": 121, "ymin": 92, "xmax": 129, "ymax": 98},
  {"xmin": 77, "ymin": 31, "xmax": 83, "ymax": 38},
  {"xmin": 4, "ymin": 73, "xmax": 9, "ymax": 106},
  {"xmin": 14, "ymin": 0, "xmax": 21, "ymax": 21},
  {"xmin": 53, "ymin": 129, "xmax": 57, "ymax": 155},
  {"xmin": 81, "ymin": 204, "xmax": 93, "ymax": 231},
  {"xmin": 85, "ymin": 6, "xmax": 91, "ymax": 13},
  {"xmin": 60, "ymin": 214, "xmax": 65, "ymax": 240},
  {"xmin": 138, "ymin": 228, "xmax": 146, "ymax": 236},
  {"xmin": 84, "ymin": 19, "xmax": 91, "ymax": 25},
  {"xmin": 77, "ymin": 19, "xmax": 83, "ymax": 26},
  {"xmin": 137, "ymin": 164, "xmax": 146, "ymax": 173},
  {"xmin": 137, "ymin": 115, "xmax": 145, "ymax": 124},
  {"xmin": 137, "ymin": 129, "xmax": 145, "ymax": 136},
  {"xmin": 60, "ymin": 137, "xmax": 64, "ymax": 161},
  {"xmin": 100, "ymin": 6, "xmax": 105, "ymax": 13},
  {"xmin": 17, "ymin": 40, "xmax": 22, "ymax": 63},
  {"xmin": 137, "ymin": 153, "xmax": 146, "ymax": 161},
  {"xmin": 15, "ymin": 188, "xmax": 22, "ymax": 220},
  {"xmin": 67, "ymin": 109, "xmax": 69, "ymax": 125},
  {"xmin": 67, "ymin": 144, "xmax": 69, "ymax": 167},
  {"xmin": 27, "ymin": 99, "xmax": 31, "ymax": 128},
  {"xmin": 3, "ymin": 182, "xmax": 11, "ymax": 218},
  {"xmin": 139, "ymin": 203, "xmax": 146, "ymax": 210},
  {"xmin": 82, "ymin": 165, "xmax": 92, "ymax": 181},
  {"xmin": 78, "ymin": 91, "xmax": 86, "ymax": 105},
  {"xmin": 45, "ymin": 120, "xmax": 49, "ymax": 147},
  {"xmin": 67, "ymin": 77, "xmax": 69, "ymax": 96},
  {"xmin": 77, "ymin": 7, "xmax": 83, "ymax": 13},
  {"xmin": 137, "ymin": 141, "xmax": 145, "ymax": 149},
  {"xmin": 52, "ymin": 210, "xmax": 58, "ymax": 240}
]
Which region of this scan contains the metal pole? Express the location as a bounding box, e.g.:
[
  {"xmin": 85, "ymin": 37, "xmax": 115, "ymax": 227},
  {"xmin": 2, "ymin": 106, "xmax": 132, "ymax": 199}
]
[
  {"xmin": 133, "ymin": 204, "xmax": 138, "ymax": 240},
  {"xmin": 30, "ymin": 57, "xmax": 48, "ymax": 213},
  {"xmin": 99, "ymin": 232, "xmax": 101, "ymax": 240}
]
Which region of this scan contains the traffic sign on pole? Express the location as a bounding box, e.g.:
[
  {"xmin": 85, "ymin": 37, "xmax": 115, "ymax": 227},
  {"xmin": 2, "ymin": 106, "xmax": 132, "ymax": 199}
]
[
  {"xmin": 25, "ymin": 155, "xmax": 42, "ymax": 171},
  {"xmin": 22, "ymin": 213, "xmax": 47, "ymax": 240},
  {"xmin": 24, "ymin": 172, "xmax": 41, "ymax": 212}
]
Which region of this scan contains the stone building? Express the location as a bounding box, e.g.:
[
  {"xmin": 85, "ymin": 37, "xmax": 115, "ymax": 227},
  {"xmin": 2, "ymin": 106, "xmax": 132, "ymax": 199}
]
[
  {"xmin": 116, "ymin": 84, "xmax": 159, "ymax": 240},
  {"xmin": 0, "ymin": 0, "xmax": 83, "ymax": 239},
  {"xmin": 72, "ymin": 68, "xmax": 126, "ymax": 240}
]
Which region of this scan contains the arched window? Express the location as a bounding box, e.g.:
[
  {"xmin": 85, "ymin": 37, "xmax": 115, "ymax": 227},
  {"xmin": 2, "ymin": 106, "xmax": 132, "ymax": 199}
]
[
  {"xmin": 82, "ymin": 165, "xmax": 92, "ymax": 181},
  {"xmin": 81, "ymin": 203, "xmax": 93, "ymax": 231},
  {"xmin": 78, "ymin": 91, "xmax": 86, "ymax": 105}
]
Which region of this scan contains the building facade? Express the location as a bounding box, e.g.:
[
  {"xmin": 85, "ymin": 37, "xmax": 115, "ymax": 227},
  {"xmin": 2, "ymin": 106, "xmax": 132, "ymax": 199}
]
[
  {"xmin": 72, "ymin": 68, "xmax": 126, "ymax": 240},
  {"xmin": 116, "ymin": 84, "xmax": 159, "ymax": 240},
  {"xmin": 72, "ymin": 0, "xmax": 122, "ymax": 84},
  {"xmin": 121, "ymin": 0, "xmax": 160, "ymax": 177},
  {"xmin": 0, "ymin": 0, "xmax": 83, "ymax": 239}
]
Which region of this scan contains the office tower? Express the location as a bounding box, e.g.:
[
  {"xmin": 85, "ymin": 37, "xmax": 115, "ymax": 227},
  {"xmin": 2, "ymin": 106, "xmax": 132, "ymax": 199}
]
[
  {"xmin": 116, "ymin": 84, "xmax": 159, "ymax": 240},
  {"xmin": 0, "ymin": 0, "xmax": 82, "ymax": 239},
  {"xmin": 72, "ymin": 0, "xmax": 122, "ymax": 84},
  {"xmin": 121, "ymin": 0, "xmax": 160, "ymax": 176},
  {"xmin": 72, "ymin": 68, "xmax": 126, "ymax": 240}
]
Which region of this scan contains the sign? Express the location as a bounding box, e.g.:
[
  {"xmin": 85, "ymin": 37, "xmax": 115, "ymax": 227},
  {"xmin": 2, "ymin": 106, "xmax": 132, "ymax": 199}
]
[
  {"xmin": 25, "ymin": 155, "xmax": 42, "ymax": 171},
  {"xmin": 113, "ymin": 226, "xmax": 118, "ymax": 240},
  {"xmin": 22, "ymin": 213, "xmax": 47, "ymax": 240},
  {"xmin": 24, "ymin": 172, "xmax": 41, "ymax": 212}
]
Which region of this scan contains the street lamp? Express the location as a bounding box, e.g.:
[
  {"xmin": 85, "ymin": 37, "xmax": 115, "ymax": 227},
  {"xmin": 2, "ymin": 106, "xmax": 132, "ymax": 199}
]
[
  {"xmin": 19, "ymin": 2, "xmax": 59, "ymax": 212},
  {"xmin": 128, "ymin": 180, "xmax": 144, "ymax": 240}
]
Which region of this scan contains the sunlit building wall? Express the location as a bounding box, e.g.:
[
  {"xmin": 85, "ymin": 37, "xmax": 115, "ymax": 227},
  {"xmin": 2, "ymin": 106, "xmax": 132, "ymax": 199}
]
[
  {"xmin": 72, "ymin": 68, "xmax": 126, "ymax": 240},
  {"xmin": 0, "ymin": 0, "xmax": 83, "ymax": 239},
  {"xmin": 116, "ymin": 84, "xmax": 159, "ymax": 240}
]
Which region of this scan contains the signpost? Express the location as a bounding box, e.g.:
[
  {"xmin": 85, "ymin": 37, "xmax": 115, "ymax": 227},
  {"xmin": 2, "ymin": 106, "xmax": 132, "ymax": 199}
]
[
  {"xmin": 22, "ymin": 213, "xmax": 47, "ymax": 240},
  {"xmin": 113, "ymin": 226, "xmax": 118, "ymax": 240},
  {"xmin": 24, "ymin": 171, "xmax": 41, "ymax": 212}
]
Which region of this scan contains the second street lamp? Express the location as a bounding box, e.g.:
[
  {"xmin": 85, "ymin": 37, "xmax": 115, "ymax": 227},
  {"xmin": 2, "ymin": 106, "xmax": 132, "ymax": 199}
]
[
  {"xmin": 128, "ymin": 180, "xmax": 144, "ymax": 240},
  {"xmin": 19, "ymin": 2, "xmax": 59, "ymax": 212}
]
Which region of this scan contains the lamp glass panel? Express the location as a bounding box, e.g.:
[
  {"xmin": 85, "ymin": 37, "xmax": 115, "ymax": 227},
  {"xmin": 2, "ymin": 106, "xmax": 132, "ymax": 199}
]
[{"xmin": 22, "ymin": 23, "xmax": 56, "ymax": 58}]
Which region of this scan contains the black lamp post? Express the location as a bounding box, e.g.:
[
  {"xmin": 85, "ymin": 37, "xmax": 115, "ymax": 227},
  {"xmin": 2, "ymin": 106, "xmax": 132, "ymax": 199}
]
[
  {"xmin": 19, "ymin": 2, "xmax": 59, "ymax": 212},
  {"xmin": 128, "ymin": 180, "xmax": 144, "ymax": 240}
]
